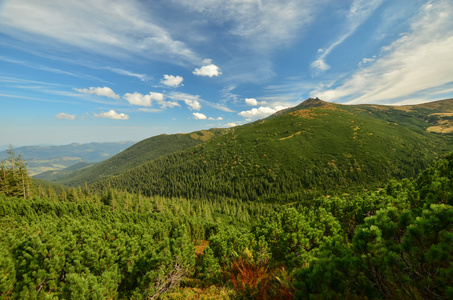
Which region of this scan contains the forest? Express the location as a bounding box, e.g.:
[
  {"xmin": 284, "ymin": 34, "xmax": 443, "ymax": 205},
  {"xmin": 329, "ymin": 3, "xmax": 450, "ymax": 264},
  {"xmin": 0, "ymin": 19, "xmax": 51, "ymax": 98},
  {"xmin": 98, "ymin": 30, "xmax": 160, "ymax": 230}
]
[{"xmin": 1, "ymin": 144, "xmax": 452, "ymax": 299}]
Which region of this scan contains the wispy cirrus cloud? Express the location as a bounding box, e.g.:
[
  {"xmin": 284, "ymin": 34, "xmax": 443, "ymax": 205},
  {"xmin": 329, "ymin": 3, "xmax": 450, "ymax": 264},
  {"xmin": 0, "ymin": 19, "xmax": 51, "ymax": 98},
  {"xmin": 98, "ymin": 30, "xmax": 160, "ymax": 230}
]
[
  {"xmin": 106, "ymin": 67, "xmax": 150, "ymax": 82},
  {"xmin": 311, "ymin": 0, "xmax": 384, "ymax": 75},
  {"xmin": 0, "ymin": 55, "xmax": 104, "ymax": 82},
  {"xmin": 313, "ymin": 0, "xmax": 453, "ymax": 105},
  {"xmin": 173, "ymin": 0, "xmax": 326, "ymax": 52},
  {"xmin": 0, "ymin": 0, "xmax": 201, "ymax": 64}
]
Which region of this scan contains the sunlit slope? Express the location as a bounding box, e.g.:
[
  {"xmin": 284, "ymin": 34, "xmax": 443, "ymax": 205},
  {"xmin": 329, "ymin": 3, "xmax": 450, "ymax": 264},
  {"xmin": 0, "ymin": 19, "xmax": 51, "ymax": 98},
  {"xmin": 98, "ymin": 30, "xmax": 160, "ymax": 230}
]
[
  {"xmin": 91, "ymin": 98, "xmax": 453, "ymax": 201},
  {"xmin": 38, "ymin": 130, "xmax": 225, "ymax": 186}
]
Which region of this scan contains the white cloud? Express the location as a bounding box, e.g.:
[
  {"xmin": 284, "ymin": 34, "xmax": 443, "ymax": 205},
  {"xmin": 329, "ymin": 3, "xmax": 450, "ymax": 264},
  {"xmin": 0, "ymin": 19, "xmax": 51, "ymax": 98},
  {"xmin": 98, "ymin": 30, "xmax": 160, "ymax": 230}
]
[
  {"xmin": 311, "ymin": 59, "xmax": 331, "ymax": 74},
  {"xmin": 314, "ymin": 0, "xmax": 453, "ymax": 105},
  {"xmin": 74, "ymin": 86, "xmax": 120, "ymax": 99},
  {"xmin": 184, "ymin": 99, "xmax": 202, "ymax": 110},
  {"xmin": 168, "ymin": 92, "xmax": 199, "ymax": 102},
  {"xmin": 106, "ymin": 67, "xmax": 149, "ymax": 81},
  {"xmin": 226, "ymin": 122, "xmax": 238, "ymax": 127},
  {"xmin": 161, "ymin": 74, "xmax": 184, "ymax": 87},
  {"xmin": 220, "ymin": 85, "xmax": 239, "ymax": 103},
  {"xmin": 358, "ymin": 56, "xmax": 376, "ymax": 67},
  {"xmin": 193, "ymin": 112, "xmax": 207, "ymax": 120},
  {"xmin": 208, "ymin": 117, "xmax": 223, "ymax": 120},
  {"xmin": 138, "ymin": 108, "xmax": 162, "ymax": 113},
  {"xmin": 238, "ymin": 106, "xmax": 287, "ymax": 119},
  {"xmin": 167, "ymin": 92, "xmax": 224, "ymax": 110},
  {"xmin": 55, "ymin": 112, "xmax": 76, "ymax": 120},
  {"xmin": 123, "ymin": 92, "xmax": 164, "ymax": 107},
  {"xmin": 193, "ymin": 62, "xmax": 222, "ymax": 77},
  {"xmin": 311, "ymin": 0, "xmax": 384, "ymax": 75},
  {"xmin": 0, "ymin": 0, "xmax": 200, "ymax": 64},
  {"xmin": 245, "ymin": 98, "xmax": 258, "ymax": 106},
  {"xmin": 173, "ymin": 0, "xmax": 324, "ymax": 52},
  {"xmin": 160, "ymin": 101, "xmax": 180, "ymax": 109},
  {"xmin": 94, "ymin": 110, "xmax": 129, "ymax": 120}
]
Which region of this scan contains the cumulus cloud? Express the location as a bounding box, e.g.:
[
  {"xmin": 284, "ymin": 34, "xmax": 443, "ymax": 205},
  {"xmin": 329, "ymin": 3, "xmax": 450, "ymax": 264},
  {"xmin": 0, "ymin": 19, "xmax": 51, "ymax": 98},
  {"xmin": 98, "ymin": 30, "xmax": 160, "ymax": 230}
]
[
  {"xmin": 193, "ymin": 60, "xmax": 222, "ymax": 77},
  {"xmin": 208, "ymin": 117, "xmax": 223, "ymax": 120},
  {"xmin": 245, "ymin": 98, "xmax": 258, "ymax": 106},
  {"xmin": 193, "ymin": 112, "xmax": 207, "ymax": 120},
  {"xmin": 94, "ymin": 110, "xmax": 129, "ymax": 120},
  {"xmin": 184, "ymin": 99, "xmax": 201, "ymax": 110},
  {"xmin": 161, "ymin": 74, "xmax": 184, "ymax": 87},
  {"xmin": 226, "ymin": 122, "xmax": 238, "ymax": 127},
  {"xmin": 160, "ymin": 100, "xmax": 180, "ymax": 109},
  {"xmin": 238, "ymin": 106, "xmax": 287, "ymax": 119},
  {"xmin": 313, "ymin": 0, "xmax": 453, "ymax": 104},
  {"xmin": 74, "ymin": 86, "xmax": 120, "ymax": 99},
  {"xmin": 123, "ymin": 91, "xmax": 179, "ymax": 109},
  {"xmin": 55, "ymin": 112, "xmax": 76, "ymax": 120},
  {"xmin": 123, "ymin": 92, "xmax": 164, "ymax": 107}
]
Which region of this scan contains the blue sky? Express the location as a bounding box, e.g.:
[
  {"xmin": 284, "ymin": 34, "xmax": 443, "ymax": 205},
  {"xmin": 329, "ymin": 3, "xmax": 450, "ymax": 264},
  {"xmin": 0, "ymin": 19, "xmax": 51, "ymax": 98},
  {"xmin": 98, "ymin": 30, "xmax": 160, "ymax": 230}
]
[{"xmin": 1, "ymin": 0, "xmax": 453, "ymax": 146}]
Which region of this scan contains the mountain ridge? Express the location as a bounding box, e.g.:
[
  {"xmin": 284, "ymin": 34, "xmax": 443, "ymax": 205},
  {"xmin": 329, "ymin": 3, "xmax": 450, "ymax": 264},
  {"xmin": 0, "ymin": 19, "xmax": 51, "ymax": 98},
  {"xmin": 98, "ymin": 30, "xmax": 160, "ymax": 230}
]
[{"xmin": 86, "ymin": 97, "xmax": 453, "ymax": 201}]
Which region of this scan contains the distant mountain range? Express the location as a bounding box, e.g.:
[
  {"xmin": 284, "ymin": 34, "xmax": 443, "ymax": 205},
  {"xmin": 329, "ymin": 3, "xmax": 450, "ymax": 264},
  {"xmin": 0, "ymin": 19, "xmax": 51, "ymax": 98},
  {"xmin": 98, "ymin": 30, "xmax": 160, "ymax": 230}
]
[
  {"xmin": 0, "ymin": 141, "xmax": 135, "ymax": 176},
  {"xmin": 37, "ymin": 97, "xmax": 453, "ymax": 201}
]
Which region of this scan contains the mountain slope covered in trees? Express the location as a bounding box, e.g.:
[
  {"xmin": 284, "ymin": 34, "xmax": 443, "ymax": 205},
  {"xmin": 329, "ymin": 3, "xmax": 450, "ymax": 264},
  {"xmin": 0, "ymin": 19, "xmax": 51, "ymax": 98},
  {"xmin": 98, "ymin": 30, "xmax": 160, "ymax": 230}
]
[
  {"xmin": 91, "ymin": 98, "xmax": 453, "ymax": 201},
  {"xmin": 36, "ymin": 130, "xmax": 226, "ymax": 186},
  {"xmin": 1, "ymin": 141, "xmax": 452, "ymax": 299}
]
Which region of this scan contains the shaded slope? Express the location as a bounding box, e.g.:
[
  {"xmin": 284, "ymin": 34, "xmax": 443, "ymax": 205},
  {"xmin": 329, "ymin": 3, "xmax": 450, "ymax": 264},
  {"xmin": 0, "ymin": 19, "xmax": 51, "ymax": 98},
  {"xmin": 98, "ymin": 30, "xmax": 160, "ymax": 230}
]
[
  {"xmin": 38, "ymin": 129, "xmax": 226, "ymax": 186},
  {"xmin": 91, "ymin": 98, "xmax": 453, "ymax": 201}
]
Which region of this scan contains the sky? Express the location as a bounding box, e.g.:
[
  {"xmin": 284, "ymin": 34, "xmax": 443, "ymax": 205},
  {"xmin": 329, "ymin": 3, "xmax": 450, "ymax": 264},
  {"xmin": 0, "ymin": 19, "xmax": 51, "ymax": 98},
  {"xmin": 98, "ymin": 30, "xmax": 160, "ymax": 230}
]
[{"xmin": 1, "ymin": 0, "xmax": 453, "ymax": 147}]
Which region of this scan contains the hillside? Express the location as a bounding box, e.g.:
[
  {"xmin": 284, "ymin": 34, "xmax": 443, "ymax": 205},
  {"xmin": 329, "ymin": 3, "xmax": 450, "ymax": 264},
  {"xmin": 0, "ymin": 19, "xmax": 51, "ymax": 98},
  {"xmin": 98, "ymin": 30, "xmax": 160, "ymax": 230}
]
[
  {"xmin": 36, "ymin": 129, "xmax": 226, "ymax": 185},
  {"xmin": 89, "ymin": 98, "xmax": 453, "ymax": 201},
  {"xmin": 0, "ymin": 142, "xmax": 135, "ymax": 175},
  {"xmin": 1, "ymin": 99, "xmax": 452, "ymax": 299}
]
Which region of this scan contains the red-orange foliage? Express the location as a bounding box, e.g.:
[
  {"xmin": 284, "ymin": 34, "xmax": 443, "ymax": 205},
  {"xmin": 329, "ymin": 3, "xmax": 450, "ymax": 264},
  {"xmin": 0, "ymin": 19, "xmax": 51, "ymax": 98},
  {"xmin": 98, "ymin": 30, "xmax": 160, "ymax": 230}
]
[
  {"xmin": 225, "ymin": 257, "xmax": 294, "ymax": 300},
  {"xmin": 227, "ymin": 257, "xmax": 271, "ymax": 299}
]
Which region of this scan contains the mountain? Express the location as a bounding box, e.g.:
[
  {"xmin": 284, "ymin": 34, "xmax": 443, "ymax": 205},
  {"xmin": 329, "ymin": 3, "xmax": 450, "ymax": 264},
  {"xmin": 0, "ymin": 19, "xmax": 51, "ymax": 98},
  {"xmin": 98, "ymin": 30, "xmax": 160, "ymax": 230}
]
[
  {"xmin": 86, "ymin": 98, "xmax": 453, "ymax": 201},
  {"xmin": 0, "ymin": 141, "xmax": 135, "ymax": 176},
  {"xmin": 35, "ymin": 129, "xmax": 226, "ymax": 185}
]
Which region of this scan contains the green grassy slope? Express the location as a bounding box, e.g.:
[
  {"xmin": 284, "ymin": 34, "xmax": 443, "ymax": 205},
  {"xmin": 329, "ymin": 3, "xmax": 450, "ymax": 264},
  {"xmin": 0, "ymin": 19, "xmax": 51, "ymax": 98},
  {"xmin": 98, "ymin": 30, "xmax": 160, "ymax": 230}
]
[
  {"xmin": 90, "ymin": 98, "xmax": 453, "ymax": 201},
  {"xmin": 34, "ymin": 162, "xmax": 94, "ymax": 182},
  {"xmin": 39, "ymin": 129, "xmax": 226, "ymax": 186}
]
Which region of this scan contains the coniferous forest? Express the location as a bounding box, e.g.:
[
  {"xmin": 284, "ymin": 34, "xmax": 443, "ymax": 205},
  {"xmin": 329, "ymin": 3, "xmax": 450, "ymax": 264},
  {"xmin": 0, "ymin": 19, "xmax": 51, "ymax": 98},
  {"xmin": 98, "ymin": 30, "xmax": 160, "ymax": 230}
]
[
  {"xmin": 1, "ymin": 99, "xmax": 453, "ymax": 299},
  {"xmin": 1, "ymin": 148, "xmax": 452, "ymax": 299}
]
